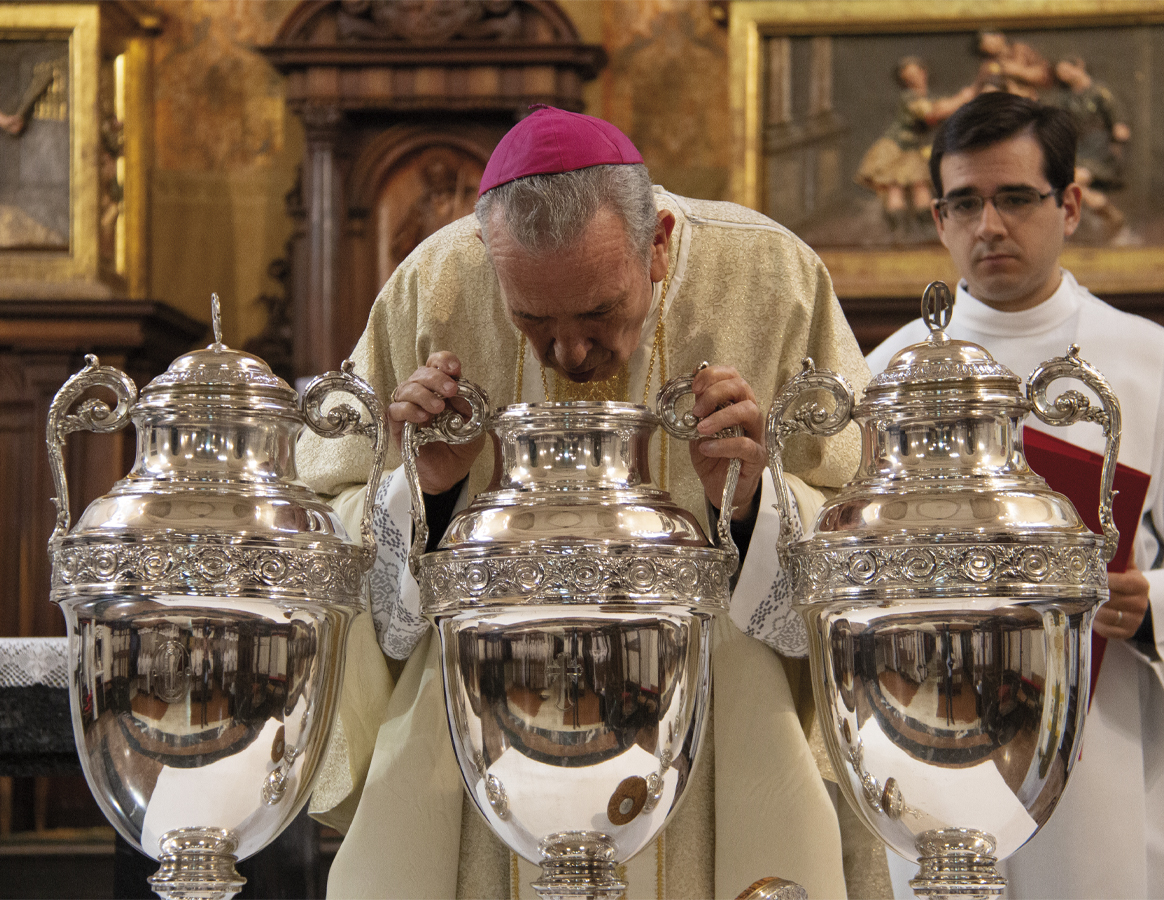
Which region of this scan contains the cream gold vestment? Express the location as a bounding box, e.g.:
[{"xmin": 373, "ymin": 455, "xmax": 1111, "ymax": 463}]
[{"xmin": 298, "ymin": 189, "xmax": 871, "ymax": 899}]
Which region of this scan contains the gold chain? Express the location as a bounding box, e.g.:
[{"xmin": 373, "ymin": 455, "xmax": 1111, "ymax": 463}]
[
  {"xmin": 516, "ymin": 268, "xmax": 671, "ymax": 403},
  {"xmin": 641, "ymin": 298, "xmax": 666, "ymax": 406}
]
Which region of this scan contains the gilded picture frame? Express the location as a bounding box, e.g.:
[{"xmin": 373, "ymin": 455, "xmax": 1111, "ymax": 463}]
[
  {"xmin": 0, "ymin": 3, "xmax": 154, "ymax": 299},
  {"xmin": 729, "ymin": 0, "xmax": 1164, "ymax": 300}
]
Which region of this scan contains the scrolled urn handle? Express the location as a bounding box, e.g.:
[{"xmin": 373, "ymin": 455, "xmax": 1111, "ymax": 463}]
[
  {"xmin": 401, "ymin": 379, "xmax": 490, "ymax": 577},
  {"xmin": 656, "ymin": 365, "xmax": 741, "ymax": 574},
  {"xmin": 1027, "ymin": 344, "xmax": 1122, "ymax": 563},
  {"xmin": 47, "ymin": 354, "xmax": 138, "ymax": 543},
  {"xmin": 301, "ymin": 360, "xmax": 387, "ymax": 571},
  {"xmin": 764, "ymin": 358, "xmax": 855, "ymax": 566}
]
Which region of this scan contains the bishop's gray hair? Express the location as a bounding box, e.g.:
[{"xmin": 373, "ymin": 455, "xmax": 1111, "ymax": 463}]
[{"xmin": 475, "ymin": 163, "xmax": 657, "ymax": 266}]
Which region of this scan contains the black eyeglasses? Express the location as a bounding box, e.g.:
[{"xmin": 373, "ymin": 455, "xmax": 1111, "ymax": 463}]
[{"xmin": 935, "ymin": 187, "xmax": 1060, "ymax": 222}]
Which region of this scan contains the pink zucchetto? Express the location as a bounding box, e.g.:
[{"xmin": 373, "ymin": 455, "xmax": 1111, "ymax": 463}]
[{"xmin": 477, "ymin": 105, "xmax": 644, "ymax": 197}]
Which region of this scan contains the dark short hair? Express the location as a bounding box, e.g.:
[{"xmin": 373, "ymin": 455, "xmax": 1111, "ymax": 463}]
[{"xmin": 929, "ymin": 92, "xmax": 1077, "ymax": 198}]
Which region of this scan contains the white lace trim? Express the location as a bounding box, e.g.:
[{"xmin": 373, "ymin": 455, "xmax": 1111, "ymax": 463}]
[
  {"xmin": 369, "ymin": 468, "xmax": 430, "ymax": 660},
  {"xmin": 0, "ymin": 637, "xmax": 69, "ymax": 688},
  {"xmin": 741, "ymin": 489, "xmax": 808, "ymax": 657}
]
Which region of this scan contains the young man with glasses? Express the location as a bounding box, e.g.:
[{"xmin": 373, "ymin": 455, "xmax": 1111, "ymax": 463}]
[{"xmin": 868, "ymin": 90, "xmax": 1164, "ymax": 899}]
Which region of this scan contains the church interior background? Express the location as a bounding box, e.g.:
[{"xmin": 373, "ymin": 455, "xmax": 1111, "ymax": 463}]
[{"xmin": 1, "ymin": 1, "xmax": 1161, "ymax": 897}]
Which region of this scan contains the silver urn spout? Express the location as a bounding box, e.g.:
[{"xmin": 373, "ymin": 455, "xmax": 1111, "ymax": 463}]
[
  {"xmin": 766, "ymin": 283, "xmax": 1119, "ymax": 900},
  {"xmin": 46, "ymin": 295, "xmax": 385, "ymax": 900},
  {"xmin": 404, "ymin": 373, "xmax": 738, "ymax": 900}
]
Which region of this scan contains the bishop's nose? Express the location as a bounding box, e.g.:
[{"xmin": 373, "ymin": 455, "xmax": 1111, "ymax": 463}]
[{"xmin": 552, "ymin": 336, "xmax": 592, "ymax": 372}]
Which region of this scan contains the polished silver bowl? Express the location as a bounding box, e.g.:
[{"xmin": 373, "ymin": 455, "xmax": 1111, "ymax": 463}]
[
  {"xmin": 63, "ymin": 593, "xmax": 355, "ymax": 886},
  {"xmin": 405, "ymin": 377, "xmax": 735, "ymax": 899},
  {"xmin": 766, "ymin": 283, "xmax": 1119, "ymax": 899},
  {"xmin": 439, "ymin": 605, "xmax": 712, "ymax": 877},
  {"xmin": 47, "ymin": 299, "xmax": 384, "ymax": 900},
  {"xmin": 804, "ymin": 594, "xmax": 1093, "ymax": 894}
]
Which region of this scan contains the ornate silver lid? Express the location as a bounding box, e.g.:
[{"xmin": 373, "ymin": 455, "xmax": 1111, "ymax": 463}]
[
  {"xmin": 48, "ymin": 294, "xmax": 385, "ymax": 607},
  {"xmin": 406, "ymin": 376, "xmax": 740, "ymax": 616},
  {"xmin": 138, "ymin": 294, "xmax": 299, "ymax": 412},
  {"xmin": 766, "ymin": 281, "xmax": 1121, "ymax": 603},
  {"xmin": 863, "ymin": 282, "xmax": 1022, "ymax": 400}
]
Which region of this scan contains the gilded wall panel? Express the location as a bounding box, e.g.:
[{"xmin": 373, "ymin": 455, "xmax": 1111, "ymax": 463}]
[
  {"xmin": 153, "ymin": 0, "xmax": 295, "ymax": 171},
  {"xmin": 149, "ymin": 1, "xmax": 301, "ymax": 349},
  {"xmin": 600, "ymin": 1, "xmax": 732, "ymax": 201}
]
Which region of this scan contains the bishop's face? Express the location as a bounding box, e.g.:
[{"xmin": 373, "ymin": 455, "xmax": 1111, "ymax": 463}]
[{"xmin": 486, "ymin": 205, "xmax": 672, "ymax": 384}]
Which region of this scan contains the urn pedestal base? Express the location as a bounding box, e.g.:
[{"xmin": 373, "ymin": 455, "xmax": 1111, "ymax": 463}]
[
  {"xmin": 530, "ymin": 832, "xmax": 627, "ymax": 900},
  {"xmin": 146, "ymin": 828, "xmax": 247, "ymax": 900},
  {"xmin": 909, "ymin": 829, "xmax": 1006, "ymax": 900}
]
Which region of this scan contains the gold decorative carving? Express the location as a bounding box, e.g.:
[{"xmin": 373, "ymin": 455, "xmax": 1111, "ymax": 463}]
[
  {"xmin": 0, "ymin": 3, "xmax": 156, "ymax": 298},
  {"xmin": 336, "ymin": 0, "xmax": 524, "ymax": 43}
]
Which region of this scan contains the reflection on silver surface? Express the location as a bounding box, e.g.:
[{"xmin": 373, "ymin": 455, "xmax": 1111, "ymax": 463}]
[
  {"xmin": 807, "ymin": 600, "xmax": 1092, "ymax": 864},
  {"xmin": 69, "ymin": 596, "xmax": 353, "ymax": 864},
  {"xmin": 439, "ymin": 609, "xmax": 711, "ymax": 869},
  {"xmin": 48, "ymin": 296, "xmax": 383, "ymax": 899},
  {"xmin": 767, "ymin": 283, "xmax": 1118, "ymax": 900},
  {"xmin": 407, "ymin": 383, "xmax": 734, "ymax": 899}
]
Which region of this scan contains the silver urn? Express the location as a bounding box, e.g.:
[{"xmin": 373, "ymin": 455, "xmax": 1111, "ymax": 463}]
[
  {"xmin": 46, "ymin": 297, "xmax": 385, "ymax": 899},
  {"xmin": 766, "ymin": 283, "xmax": 1119, "ymax": 900},
  {"xmin": 403, "ymin": 373, "xmax": 739, "ymax": 900}
]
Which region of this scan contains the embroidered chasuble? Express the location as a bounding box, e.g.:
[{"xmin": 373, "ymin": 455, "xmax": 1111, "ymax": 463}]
[{"xmin": 298, "ymin": 188, "xmax": 872, "ymax": 899}]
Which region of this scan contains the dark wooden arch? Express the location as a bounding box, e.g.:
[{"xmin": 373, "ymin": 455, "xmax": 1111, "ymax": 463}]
[
  {"xmin": 347, "ymin": 124, "xmax": 494, "ymax": 216},
  {"xmin": 262, "ymin": 0, "xmax": 606, "ymax": 377},
  {"xmin": 345, "ymin": 124, "xmax": 493, "ymax": 293}
]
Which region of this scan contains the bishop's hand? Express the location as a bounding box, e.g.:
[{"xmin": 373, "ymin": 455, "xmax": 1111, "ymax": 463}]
[
  {"xmin": 687, "ymin": 364, "xmax": 766, "ymax": 521},
  {"xmin": 388, "ymin": 351, "xmax": 485, "ymax": 495}
]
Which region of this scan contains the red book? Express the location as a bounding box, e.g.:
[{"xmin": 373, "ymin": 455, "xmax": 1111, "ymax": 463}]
[{"xmin": 1021, "ymin": 426, "xmax": 1151, "ymax": 706}]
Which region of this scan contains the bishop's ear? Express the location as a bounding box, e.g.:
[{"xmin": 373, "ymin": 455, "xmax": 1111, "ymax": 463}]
[{"xmin": 650, "ymin": 211, "xmax": 676, "ymax": 283}]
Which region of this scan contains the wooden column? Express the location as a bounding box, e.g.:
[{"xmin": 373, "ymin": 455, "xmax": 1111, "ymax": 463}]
[{"xmin": 300, "ymin": 104, "xmax": 346, "ymax": 377}]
